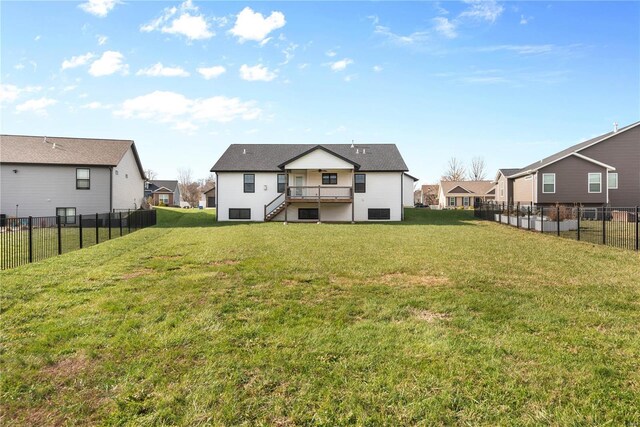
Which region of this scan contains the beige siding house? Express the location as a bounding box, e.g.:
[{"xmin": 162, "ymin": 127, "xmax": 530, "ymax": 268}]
[
  {"xmin": 0, "ymin": 134, "xmax": 146, "ymax": 217},
  {"xmin": 438, "ymin": 180, "xmax": 495, "ymax": 209}
]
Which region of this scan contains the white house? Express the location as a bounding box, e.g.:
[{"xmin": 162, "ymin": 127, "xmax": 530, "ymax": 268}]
[
  {"xmin": 211, "ymin": 144, "xmax": 415, "ymax": 222},
  {"xmin": 0, "ymin": 134, "xmax": 146, "ymax": 218}
]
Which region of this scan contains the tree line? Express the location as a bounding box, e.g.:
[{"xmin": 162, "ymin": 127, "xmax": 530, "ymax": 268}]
[{"xmin": 441, "ymin": 156, "xmax": 488, "ymax": 181}]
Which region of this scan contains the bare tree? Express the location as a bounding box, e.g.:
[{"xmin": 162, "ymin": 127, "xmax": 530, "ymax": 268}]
[
  {"xmin": 177, "ymin": 167, "xmax": 201, "ymax": 207},
  {"xmin": 469, "ymin": 156, "xmax": 487, "ymax": 181},
  {"xmin": 145, "ymin": 169, "xmax": 157, "ymax": 180},
  {"xmin": 441, "ymin": 157, "xmax": 466, "ymax": 181}
]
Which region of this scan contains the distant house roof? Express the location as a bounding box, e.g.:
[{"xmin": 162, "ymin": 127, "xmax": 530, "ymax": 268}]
[
  {"xmin": 404, "ymin": 172, "xmax": 419, "ymax": 181},
  {"xmin": 148, "ymin": 180, "xmax": 179, "ymax": 193},
  {"xmin": 203, "ymin": 186, "xmax": 216, "ymax": 195},
  {"xmin": 440, "ymin": 180, "xmax": 495, "ymax": 195},
  {"xmin": 421, "ymin": 184, "xmax": 439, "ymax": 194},
  {"xmin": 508, "ymin": 121, "xmax": 640, "ymax": 177},
  {"xmin": 211, "ymin": 144, "xmax": 409, "ymax": 172},
  {"xmin": 0, "ymin": 134, "xmax": 145, "ymax": 179}
]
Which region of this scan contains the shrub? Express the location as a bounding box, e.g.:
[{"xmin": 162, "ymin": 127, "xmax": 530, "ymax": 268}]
[{"xmin": 546, "ymin": 204, "xmax": 575, "ymax": 221}]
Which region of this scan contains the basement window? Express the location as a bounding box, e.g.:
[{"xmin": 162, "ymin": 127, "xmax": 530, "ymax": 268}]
[
  {"xmin": 229, "ymin": 208, "xmax": 251, "ymax": 220},
  {"xmin": 368, "ymin": 208, "xmax": 391, "ymax": 220},
  {"xmin": 298, "ymin": 208, "xmax": 319, "ymax": 220}
]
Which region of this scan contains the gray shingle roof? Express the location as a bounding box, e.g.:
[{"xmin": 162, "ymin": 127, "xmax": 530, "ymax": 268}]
[
  {"xmin": 210, "ymin": 144, "xmax": 408, "ymax": 172},
  {"xmin": 149, "ymin": 180, "xmax": 179, "ymax": 192},
  {"xmin": 499, "ymin": 168, "xmax": 521, "ymax": 177},
  {"xmin": 0, "ymin": 134, "xmax": 145, "ymax": 178},
  {"xmin": 440, "ymin": 180, "xmax": 495, "ymax": 195},
  {"xmin": 511, "ymin": 121, "xmax": 640, "ymax": 176}
]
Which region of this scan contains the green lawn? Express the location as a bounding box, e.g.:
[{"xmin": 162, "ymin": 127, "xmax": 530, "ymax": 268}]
[{"xmin": 1, "ymin": 208, "xmax": 639, "ymax": 425}]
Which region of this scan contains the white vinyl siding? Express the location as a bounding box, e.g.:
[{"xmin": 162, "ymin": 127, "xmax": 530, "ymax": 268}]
[
  {"xmin": 588, "ymin": 173, "xmax": 602, "ymax": 193},
  {"xmin": 542, "ymin": 173, "xmax": 555, "ymax": 194}
]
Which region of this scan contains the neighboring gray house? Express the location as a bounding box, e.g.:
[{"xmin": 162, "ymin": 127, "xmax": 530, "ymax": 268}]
[
  {"xmin": 144, "ymin": 180, "xmax": 181, "ymax": 206},
  {"xmin": 496, "ymin": 121, "xmax": 640, "ymax": 207},
  {"xmin": 0, "ymin": 134, "xmax": 146, "ymax": 218}
]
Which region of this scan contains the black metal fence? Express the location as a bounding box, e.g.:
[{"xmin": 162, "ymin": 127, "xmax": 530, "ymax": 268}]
[
  {"xmin": 0, "ymin": 209, "xmax": 156, "ymax": 270},
  {"xmin": 474, "ymin": 203, "xmax": 639, "ymax": 251}
]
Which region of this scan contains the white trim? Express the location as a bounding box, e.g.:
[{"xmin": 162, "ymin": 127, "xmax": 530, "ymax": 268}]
[
  {"xmin": 572, "ymin": 152, "xmax": 616, "ymax": 170},
  {"xmin": 607, "ymin": 172, "xmax": 618, "ymax": 189},
  {"xmin": 588, "ymin": 172, "xmax": 602, "ymax": 194},
  {"xmin": 542, "ymin": 173, "xmax": 555, "ymax": 194}
]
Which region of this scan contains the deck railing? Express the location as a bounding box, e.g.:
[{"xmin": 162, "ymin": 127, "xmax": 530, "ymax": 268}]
[{"xmin": 286, "ymin": 186, "xmax": 353, "ymax": 200}]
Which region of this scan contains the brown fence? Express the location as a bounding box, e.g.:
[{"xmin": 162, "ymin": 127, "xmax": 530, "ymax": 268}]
[
  {"xmin": 474, "ymin": 203, "xmax": 639, "ymax": 251},
  {"xmin": 0, "ymin": 209, "xmax": 156, "ymax": 270}
]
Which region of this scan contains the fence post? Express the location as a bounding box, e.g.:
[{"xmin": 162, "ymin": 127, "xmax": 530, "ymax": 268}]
[
  {"xmin": 28, "ymin": 216, "xmax": 33, "ymax": 263},
  {"xmin": 108, "ymin": 212, "xmax": 112, "ymax": 239},
  {"xmin": 556, "ymin": 206, "xmax": 560, "ymax": 237},
  {"xmin": 128, "ymin": 209, "xmax": 131, "ymax": 233},
  {"xmin": 498, "ymin": 204, "xmax": 502, "ymax": 224},
  {"xmin": 79, "ymin": 214, "xmax": 83, "ymax": 248},
  {"xmin": 540, "ymin": 206, "xmax": 544, "ymax": 234},
  {"xmin": 119, "ymin": 212, "xmax": 123, "ymax": 236},
  {"xmin": 577, "ymin": 207, "xmax": 580, "ymax": 241},
  {"xmin": 507, "ymin": 204, "xmax": 510, "ymax": 227},
  {"xmin": 636, "ymin": 206, "xmax": 640, "ymax": 251},
  {"xmin": 527, "ymin": 207, "xmax": 531, "ymax": 231},
  {"xmin": 602, "ymin": 207, "xmax": 606, "ymax": 245},
  {"xmin": 516, "ymin": 203, "xmax": 520, "ymax": 229},
  {"xmin": 57, "ymin": 215, "xmax": 62, "ymax": 255},
  {"xmin": 95, "ymin": 213, "xmax": 99, "ymax": 244}
]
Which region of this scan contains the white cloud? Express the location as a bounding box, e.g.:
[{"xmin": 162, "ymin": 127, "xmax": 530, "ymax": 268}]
[
  {"xmin": 89, "ymin": 51, "xmax": 128, "ymax": 76},
  {"xmin": 97, "ymin": 35, "xmax": 108, "ymax": 45},
  {"xmin": 81, "ymin": 101, "xmax": 111, "ymax": 109},
  {"xmin": 280, "ymin": 43, "xmax": 298, "ymax": 65},
  {"xmin": 374, "ymin": 25, "xmax": 429, "ymax": 46},
  {"xmin": 197, "ymin": 65, "xmax": 226, "ymax": 79},
  {"xmin": 298, "ymin": 63, "xmax": 309, "ymax": 70},
  {"xmin": 14, "ymin": 64, "xmax": 25, "ymax": 70},
  {"xmin": 230, "ymin": 7, "xmax": 285, "ymax": 43},
  {"xmin": 372, "ymin": 65, "xmax": 383, "ymax": 72},
  {"xmin": 114, "ymin": 90, "xmax": 262, "ymax": 131},
  {"xmin": 344, "ymin": 74, "xmax": 357, "ymax": 82},
  {"xmin": 136, "ymin": 63, "xmax": 190, "ymax": 77},
  {"xmin": 477, "ymin": 44, "xmax": 555, "ymax": 55},
  {"xmin": 433, "ymin": 17, "xmax": 457, "ymax": 39},
  {"xmin": 329, "ymin": 58, "xmax": 353, "ymax": 72},
  {"xmin": 239, "ymin": 64, "xmax": 277, "ymax": 82},
  {"xmin": 141, "ymin": 0, "xmax": 214, "ymax": 41},
  {"xmin": 520, "ymin": 15, "xmax": 532, "ymax": 25},
  {"xmin": 34, "ymin": 35, "xmax": 41, "ymax": 41},
  {"xmin": 15, "ymin": 97, "xmax": 57, "ymax": 115},
  {"xmin": 459, "ymin": 0, "xmax": 504, "ymax": 23},
  {"xmin": 0, "ymin": 84, "xmax": 41, "ymax": 104},
  {"xmin": 62, "ymin": 85, "xmax": 78, "ymax": 92},
  {"xmin": 79, "ymin": 0, "xmax": 119, "ymax": 18},
  {"xmin": 325, "ymin": 49, "xmax": 337, "ymax": 57},
  {"xmin": 61, "ymin": 52, "xmax": 95, "ymax": 70}
]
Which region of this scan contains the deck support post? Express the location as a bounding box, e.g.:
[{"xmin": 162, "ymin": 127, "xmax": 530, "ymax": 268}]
[{"xmin": 317, "ymin": 185, "xmax": 321, "ymax": 224}]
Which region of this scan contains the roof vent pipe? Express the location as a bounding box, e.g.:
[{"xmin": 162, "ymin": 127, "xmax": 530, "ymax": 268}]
[
  {"xmin": 243, "ymin": 148, "xmax": 246, "ymax": 154},
  {"xmin": 43, "ymin": 136, "xmax": 47, "ymax": 144},
  {"xmin": 363, "ymin": 148, "xmax": 366, "ymax": 154},
  {"xmin": 356, "ymin": 148, "xmax": 359, "ymax": 154},
  {"xmin": 613, "ymin": 122, "xmax": 618, "ymax": 132},
  {"xmin": 52, "ymin": 142, "xmax": 56, "ymax": 149},
  {"xmin": 350, "ymin": 140, "xmax": 355, "ymax": 149}
]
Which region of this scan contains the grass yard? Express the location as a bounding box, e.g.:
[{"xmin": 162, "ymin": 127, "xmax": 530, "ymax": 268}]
[{"xmin": 1, "ymin": 208, "xmax": 639, "ymax": 425}]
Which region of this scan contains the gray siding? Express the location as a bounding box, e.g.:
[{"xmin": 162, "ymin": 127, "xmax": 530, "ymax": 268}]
[
  {"xmin": 0, "ymin": 164, "xmax": 111, "ymax": 217},
  {"xmin": 579, "ymin": 125, "xmax": 640, "ymax": 206},
  {"xmin": 537, "ymin": 156, "xmax": 607, "ymax": 205}
]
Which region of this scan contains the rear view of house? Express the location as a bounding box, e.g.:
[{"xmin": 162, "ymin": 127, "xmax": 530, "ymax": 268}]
[
  {"xmin": 0, "ymin": 134, "xmax": 146, "ymax": 217},
  {"xmin": 145, "ymin": 180, "xmax": 181, "ymax": 207},
  {"xmin": 497, "ymin": 121, "xmax": 640, "ymax": 207},
  {"xmin": 211, "ymin": 144, "xmax": 413, "ymax": 222}
]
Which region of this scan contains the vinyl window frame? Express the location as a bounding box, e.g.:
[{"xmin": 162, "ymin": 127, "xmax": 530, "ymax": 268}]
[
  {"xmin": 229, "ymin": 208, "xmax": 251, "ymax": 220},
  {"xmin": 588, "ymin": 173, "xmax": 602, "ymax": 193},
  {"xmin": 354, "ymin": 173, "xmax": 366, "ymax": 193},
  {"xmin": 321, "ymin": 173, "xmax": 338, "ymax": 185},
  {"xmin": 56, "ymin": 207, "xmax": 76, "ymax": 224},
  {"xmin": 607, "ymin": 172, "xmax": 618, "ymax": 190},
  {"xmin": 76, "ymin": 168, "xmax": 90, "ymax": 190},
  {"xmin": 542, "ymin": 173, "xmax": 555, "ymax": 194},
  {"xmin": 368, "ymin": 208, "xmax": 391, "ymax": 220},
  {"xmin": 243, "ymin": 174, "xmax": 255, "ymax": 193},
  {"xmin": 298, "ymin": 208, "xmax": 319, "ymax": 220},
  {"xmin": 277, "ymin": 174, "xmax": 286, "ymax": 193}
]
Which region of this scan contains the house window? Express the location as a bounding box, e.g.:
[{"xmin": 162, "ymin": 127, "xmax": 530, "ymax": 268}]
[
  {"xmin": 298, "ymin": 208, "xmax": 319, "ymax": 220},
  {"xmin": 608, "ymin": 172, "xmax": 618, "ymax": 189},
  {"xmin": 448, "ymin": 197, "xmax": 456, "ymax": 206},
  {"xmin": 368, "ymin": 208, "xmax": 391, "ymax": 220},
  {"xmin": 499, "ymin": 182, "xmax": 504, "ymax": 197},
  {"xmin": 56, "ymin": 207, "xmax": 76, "ymax": 224},
  {"xmin": 229, "ymin": 208, "xmax": 251, "ymax": 219},
  {"xmin": 76, "ymin": 168, "xmax": 90, "ymax": 189},
  {"xmin": 277, "ymin": 174, "xmax": 286, "ymax": 193},
  {"xmin": 542, "ymin": 173, "xmax": 555, "ymax": 194},
  {"xmin": 159, "ymin": 194, "xmax": 169, "ymax": 204},
  {"xmin": 243, "ymin": 174, "xmax": 255, "ymax": 193},
  {"xmin": 463, "ymin": 197, "xmax": 470, "ymax": 207},
  {"xmin": 354, "ymin": 174, "xmax": 366, "ymax": 193},
  {"xmin": 322, "ymin": 173, "xmax": 337, "ymax": 185},
  {"xmin": 588, "ymin": 173, "xmax": 602, "ymax": 193}
]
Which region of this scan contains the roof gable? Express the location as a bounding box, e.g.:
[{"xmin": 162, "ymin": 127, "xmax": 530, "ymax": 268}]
[
  {"xmin": 279, "ymin": 145, "xmax": 360, "ymax": 170},
  {"xmin": 449, "ymin": 185, "xmax": 470, "ymax": 194},
  {"xmin": 149, "ymin": 180, "xmax": 178, "ymax": 192}
]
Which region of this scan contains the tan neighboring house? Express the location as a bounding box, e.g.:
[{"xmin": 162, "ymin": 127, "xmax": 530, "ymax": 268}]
[
  {"xmin": 0, "ymin": 134, "xmax": 146, "ymax": 218},
  {"xmin": 495, "ymin": 121, "xmax": 640, "ymax": 207},
  {"xmin": 144, "ymin": 180, "xmax": 181, "ymax": 206},
  {"xmin": 438, "ymin": 180, "xmax": 495, "ymax": 209}
]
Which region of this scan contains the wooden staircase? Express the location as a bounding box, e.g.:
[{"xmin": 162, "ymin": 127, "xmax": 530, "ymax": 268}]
[{"xmin": 265, "ymin": 202, "xmax": 286, "ymax": 221}]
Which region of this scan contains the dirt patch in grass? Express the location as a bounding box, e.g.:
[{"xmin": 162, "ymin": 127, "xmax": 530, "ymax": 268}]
[
  {"xmin": 380, "ymin": 273, "xmax": 450, "ymax": 287},
  {"xmin": 42, "ymin": 353, "xmax": 93, "ymax": 380},
  {"xmin": 411, "ymin": 309, "xmax": 451, "ymax": 322},
  {"xmin": 207, "ymin": 260, "xmax": 239, "ymax": 266},
  {"xmin": 121, "ymin": 268, "xmax": 154, "ymax": 280}
]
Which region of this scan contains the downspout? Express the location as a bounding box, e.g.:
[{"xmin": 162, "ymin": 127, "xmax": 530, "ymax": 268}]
[
  {"xmin": 400, "ymin": 172, "xmax": 404, "ymax": 221},
  {"xmin": 109, "ymin": 166, "xmax": 113, "ymax": 212},
  {"xmin": 215, "ymin": 172, "xmax": 218, "ymax": 222}
]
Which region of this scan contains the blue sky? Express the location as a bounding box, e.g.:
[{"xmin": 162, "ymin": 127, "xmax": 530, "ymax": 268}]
[{"xmin": 2, "ymin": 0, "xmax": 639, "ymax": 184}]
